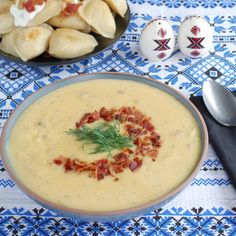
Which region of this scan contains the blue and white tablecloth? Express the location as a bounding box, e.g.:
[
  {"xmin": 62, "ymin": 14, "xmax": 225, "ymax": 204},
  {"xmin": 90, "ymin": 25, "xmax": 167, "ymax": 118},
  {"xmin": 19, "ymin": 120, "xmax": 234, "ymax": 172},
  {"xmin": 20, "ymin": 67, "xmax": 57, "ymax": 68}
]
[{"xmin": 0, "ymin": 1, "xmax": 236, "ymax": 235}]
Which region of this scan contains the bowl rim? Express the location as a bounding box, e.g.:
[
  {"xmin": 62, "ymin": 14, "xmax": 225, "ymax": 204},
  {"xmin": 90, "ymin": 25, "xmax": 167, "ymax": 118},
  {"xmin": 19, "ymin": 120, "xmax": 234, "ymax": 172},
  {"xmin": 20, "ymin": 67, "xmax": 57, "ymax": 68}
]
[
  {"xmin": 0, "ymin": 6, "xmax": 130, "ymax": 66},
  {"xmin": 0, "ymin": 72, "xmax": 208, "ymax": 217}
]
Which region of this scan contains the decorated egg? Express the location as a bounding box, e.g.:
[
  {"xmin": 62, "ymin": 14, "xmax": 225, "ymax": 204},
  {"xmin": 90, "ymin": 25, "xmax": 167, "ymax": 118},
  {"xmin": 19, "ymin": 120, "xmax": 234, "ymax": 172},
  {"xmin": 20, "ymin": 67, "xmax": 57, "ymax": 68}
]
[
  {"xmin": 139, "ymin": 19, "xmax": 175, "ymax": 62},
  {"xmin": 178, "ymin": 16, "xmax": 213, "ymax": 58}
]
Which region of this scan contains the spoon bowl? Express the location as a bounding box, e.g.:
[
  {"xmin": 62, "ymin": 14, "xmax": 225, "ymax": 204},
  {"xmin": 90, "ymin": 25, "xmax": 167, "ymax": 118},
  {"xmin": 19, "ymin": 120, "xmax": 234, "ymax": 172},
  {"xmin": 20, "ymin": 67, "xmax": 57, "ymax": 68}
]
[{"xmin": 202, "ymin": 79, "xmax": 236, "ymax": 126}]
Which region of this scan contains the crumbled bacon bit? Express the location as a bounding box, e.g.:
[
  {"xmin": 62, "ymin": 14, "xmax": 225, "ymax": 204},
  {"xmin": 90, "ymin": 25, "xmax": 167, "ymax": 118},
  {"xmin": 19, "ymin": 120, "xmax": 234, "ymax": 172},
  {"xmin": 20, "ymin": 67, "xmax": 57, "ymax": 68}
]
[
  {"xmin": 73, "ymin": 159, "xmax": 88, "ymax": 172},
  {"xmin": 53, "ymin": 153, "xmax": 143, "ymax": 180},
  {"xmin": 133, "ymin": 137, "xmax": 142, "ymax": 148},
  {"xmin": 111, "ymin": 164, "xmax": 124, "ymax": 174},
  {"xmin": 127, "ymin": 116, "xmax": 135, "ymax": 122},
  {"xmin": 99, "ymin": 107, "xmax": 115, "ymax": 122},
  {"xmin": 35, "ymin": 0, "xmax": 46, "ymax": 5},
  {"xmin": 64, "ymin": 158, "xmax": 73, "ymax": 172},
  {"xmin": 87, "ymin": 111, "xmax": 100, "ymax": 123},
  {"xmin": 53, "ymin": 159, "xmax": 62, "ymax": 165},
  {"xmin": 125, "ymin": 124, "xmax": 142, "ymax": 136},
  {"xmin": 113, "ymin": 152, "xmax": 129, "ymax": 168},
  {"xmin": 76, "ymin": 111, "xmax": 100, "ymax": 128},
  {"xmin": 95, "ymin": 159, "xmax": 110, "ymax": 180},
  {"xmin": 129, "ymin": 157, "xmax": 143, "ymax": 172},
  {"xmin": 22, "ymin": 0, "xmax": 35, "ymax": 12},
  {"xmin": 132, "ymin": 108, "xmax": 145, "ymax": 121},
  {"xmin": 62, "ymin": 3, "xmax": 80, "ymax": 16},
  {"xmin": 140, "ymin": 118, "xmax": 154, "ymax": 132},
  {"xmin": 150, "ymin": 131, "xmax": 160, "ymax": 139},
  {"xmin": 113, "ymin": 113, "xmax": 124, "ymax": 122},
  {"xmin": 146, "ymin": 150, "xmax": 158, "ymax": 161},
  {"xmin": 122, "ymin": 148, "xmax": 133, "ymax": 154},
  {"xmin": 22, "ymin": 0, "xmax": 46, "ymax": 12},
  {"xmin": 54, "ymin": 106, "xmax": 161, "ymax": 180},
  {"xmin": 150, "ymin": 132, "xmax": 161, "ymax": 147}
]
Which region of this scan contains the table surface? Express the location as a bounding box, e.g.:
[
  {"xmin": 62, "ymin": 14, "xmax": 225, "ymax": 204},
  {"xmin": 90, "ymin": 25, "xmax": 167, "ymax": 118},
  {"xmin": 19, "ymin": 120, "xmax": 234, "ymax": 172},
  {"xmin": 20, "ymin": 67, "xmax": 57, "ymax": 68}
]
[{"xmin": 0, "ymin": 1, "xmax": 236, "ymax": 235}]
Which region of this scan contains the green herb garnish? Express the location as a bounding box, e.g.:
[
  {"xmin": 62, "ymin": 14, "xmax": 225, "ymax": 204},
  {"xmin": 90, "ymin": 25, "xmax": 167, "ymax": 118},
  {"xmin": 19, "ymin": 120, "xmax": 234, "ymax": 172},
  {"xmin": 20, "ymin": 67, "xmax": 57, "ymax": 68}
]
[{"xmin": 67, "ymin": 122, "xmax": 133, "ymax": 156}]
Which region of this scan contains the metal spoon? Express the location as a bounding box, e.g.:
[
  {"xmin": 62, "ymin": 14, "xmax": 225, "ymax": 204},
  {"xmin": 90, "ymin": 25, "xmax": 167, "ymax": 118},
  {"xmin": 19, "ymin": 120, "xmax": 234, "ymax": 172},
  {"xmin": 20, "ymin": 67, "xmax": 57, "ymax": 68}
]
[{"xmin": 202, "ymin": 79, "xmax": 236, "ymax": 126}]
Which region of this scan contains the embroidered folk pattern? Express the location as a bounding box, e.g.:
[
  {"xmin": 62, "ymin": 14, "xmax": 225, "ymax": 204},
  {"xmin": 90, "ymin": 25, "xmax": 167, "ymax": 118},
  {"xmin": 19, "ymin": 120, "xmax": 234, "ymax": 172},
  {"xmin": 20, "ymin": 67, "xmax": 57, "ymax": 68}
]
[
  {"xmin": 0, "ymin": 207, "xmax": 235, "ymax": 235},
  {"xmin": 158, "ymin": 28, "xmax": 167, "ymax": 38},
  {"xmin": 187, "ymin": 37, "xmax": 205, "ymax": 49},
  {"xmin": 191, "ymin": 50, "xmax": 201, "ymax": 56},
  {"xmin": 0, "ymin": 11, "xmax": 236, "ymax": 235},
  {"xmin": 157, "ymin": 52, "xmax": 166, "ymax": 59},
  {"xmin": 191, "ymin": 26, "xmax": 201, "ymax": 36},
  {"xmin": 154, "ymin": 38, "xmax": 171, "ymax": 51},
  {"xmin": 129, "ymin": 0, "xmax": 236, "ymax": 8}
]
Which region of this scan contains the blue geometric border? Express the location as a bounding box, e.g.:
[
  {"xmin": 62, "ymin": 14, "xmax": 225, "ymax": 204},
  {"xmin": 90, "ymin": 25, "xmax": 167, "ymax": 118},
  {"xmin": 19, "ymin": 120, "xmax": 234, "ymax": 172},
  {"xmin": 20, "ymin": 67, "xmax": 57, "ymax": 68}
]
[
  {"xmin": 0, "ymin": 207, "xmax": 235, "ymax": 236},
  {"xmin": 129, "ymin": 0, "xmax": 236, "ymax": 9}
]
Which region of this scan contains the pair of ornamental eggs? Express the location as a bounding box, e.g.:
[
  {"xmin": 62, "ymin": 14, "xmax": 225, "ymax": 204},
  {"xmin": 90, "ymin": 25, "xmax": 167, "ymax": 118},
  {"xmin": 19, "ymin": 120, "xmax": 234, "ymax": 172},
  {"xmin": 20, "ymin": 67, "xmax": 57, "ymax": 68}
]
[{"xmin": 140, "ymin": 16, "xmax": 213, "ymax": 61}]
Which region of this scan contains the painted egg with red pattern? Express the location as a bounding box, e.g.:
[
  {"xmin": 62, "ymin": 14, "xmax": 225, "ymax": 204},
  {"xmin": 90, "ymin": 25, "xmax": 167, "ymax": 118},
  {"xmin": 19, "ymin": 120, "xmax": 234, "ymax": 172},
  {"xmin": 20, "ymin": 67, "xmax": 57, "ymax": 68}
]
[
  {"xmin": 178, "ymin": 16, "xmax": 213, "ymax": 58},
  {"xmin": 139, "ymin": 19, "xmax": 175, "ymax": 62}
]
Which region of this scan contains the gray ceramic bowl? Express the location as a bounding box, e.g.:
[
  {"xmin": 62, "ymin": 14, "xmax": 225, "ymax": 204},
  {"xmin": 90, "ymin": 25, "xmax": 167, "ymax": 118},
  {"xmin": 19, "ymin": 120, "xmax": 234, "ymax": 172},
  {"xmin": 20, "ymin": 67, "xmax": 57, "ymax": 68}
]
[{"xmin": 0, "ymin": 73, "xmax": 208, "ymax": 222}]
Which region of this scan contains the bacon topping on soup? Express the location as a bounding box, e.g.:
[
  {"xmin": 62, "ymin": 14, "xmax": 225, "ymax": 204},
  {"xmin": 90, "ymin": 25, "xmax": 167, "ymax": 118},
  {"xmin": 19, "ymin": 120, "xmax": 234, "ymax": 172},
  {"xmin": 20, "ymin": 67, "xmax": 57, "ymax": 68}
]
[{"xmin": 53, "ymin": 106, "xmax": 161, "ymax": 180}]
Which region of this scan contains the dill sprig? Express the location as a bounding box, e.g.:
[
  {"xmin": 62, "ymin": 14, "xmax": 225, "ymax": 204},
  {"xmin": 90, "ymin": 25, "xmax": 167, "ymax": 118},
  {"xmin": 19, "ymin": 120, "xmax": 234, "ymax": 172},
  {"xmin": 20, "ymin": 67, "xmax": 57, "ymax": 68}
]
[{"xmin": 67, "ymin": 121, "xmax": 133, "ymax": 156}]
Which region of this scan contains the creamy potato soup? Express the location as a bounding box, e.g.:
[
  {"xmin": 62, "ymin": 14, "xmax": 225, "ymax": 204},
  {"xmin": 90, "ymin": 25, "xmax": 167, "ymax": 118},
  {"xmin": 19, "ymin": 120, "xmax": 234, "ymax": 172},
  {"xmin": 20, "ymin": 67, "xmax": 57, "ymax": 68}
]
[{"xmin": 8, "ymin": 79, "xmax": 201, "ymax": 211}]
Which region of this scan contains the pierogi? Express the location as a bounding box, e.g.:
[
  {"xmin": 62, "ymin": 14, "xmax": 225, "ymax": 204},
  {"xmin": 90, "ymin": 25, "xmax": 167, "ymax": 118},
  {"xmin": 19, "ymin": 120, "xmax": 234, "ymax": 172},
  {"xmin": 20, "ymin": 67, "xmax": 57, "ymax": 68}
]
[
  {"xmin": 8, "ymin": 79, "xmax": 202, "ymax": 211},
  {"xmin": 0, "ymin": 28, "xmax": 20, "ymax": 57},
  {"xmin": 0, "ymin": 0, "xmax": 15, "ymax": 34},
  {"xmin": 103, "ymin": 0, "xmax": 127, "ymax": 17},
  {"xmin": 79, "ymin": 0, "xmax": 116, "ymax": 39},
  {"xmin": 0, "ymin": 0, "xmax": 128, "ymax": 61},
  {"xmin": 48, "ymin": 28, "xmax": 98, "ymax": 58},
  {"xmin": 27, "ymin": 0, "xmax": 63, "ymax": 27},
  {"xmin": 0, "ymin": 25, "xmax": 53, "ymax": 61},
  {"xmin": 48, "ymin": 11, "xmax": 91, "ymax": 33}
]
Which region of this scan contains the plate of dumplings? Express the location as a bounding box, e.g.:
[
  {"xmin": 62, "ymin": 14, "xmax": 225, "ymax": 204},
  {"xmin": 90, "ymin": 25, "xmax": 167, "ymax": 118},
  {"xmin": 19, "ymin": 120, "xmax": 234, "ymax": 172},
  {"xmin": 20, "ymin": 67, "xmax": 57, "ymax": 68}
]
[{"xmin": 0, "ymin": 0, "xmax": 130, "ymax": 66}]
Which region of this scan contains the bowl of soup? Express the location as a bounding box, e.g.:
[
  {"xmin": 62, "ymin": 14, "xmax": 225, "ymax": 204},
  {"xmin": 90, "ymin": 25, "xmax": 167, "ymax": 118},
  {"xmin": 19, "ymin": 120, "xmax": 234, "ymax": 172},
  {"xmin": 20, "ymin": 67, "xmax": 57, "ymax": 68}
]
[{"xmin": 0, "ymin": 73, "xmax": 208, "ymax": 222}]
